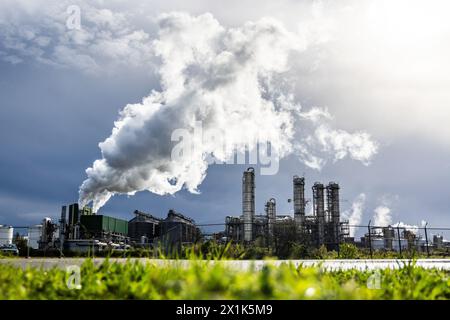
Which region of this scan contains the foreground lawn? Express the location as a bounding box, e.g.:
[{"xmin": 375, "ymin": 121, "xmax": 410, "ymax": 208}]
[{"xmin": 0, "ymin": 259, "xmax": 449, "ymax": 299}]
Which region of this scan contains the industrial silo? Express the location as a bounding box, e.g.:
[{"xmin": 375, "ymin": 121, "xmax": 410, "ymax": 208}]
[{"xmin": 0, "ymin": 225, "xmax": 14, "ymax": 245}]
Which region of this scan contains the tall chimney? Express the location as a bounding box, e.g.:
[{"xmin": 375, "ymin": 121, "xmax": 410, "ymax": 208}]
[{"xmin": 242, "ymin": 167, "xmax": 255, "ymax": 242}]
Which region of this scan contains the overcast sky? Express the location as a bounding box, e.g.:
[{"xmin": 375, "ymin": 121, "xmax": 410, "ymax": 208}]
[{"xmin": 1, "ymin": 0, "xmax": 449, "ymax": 238}]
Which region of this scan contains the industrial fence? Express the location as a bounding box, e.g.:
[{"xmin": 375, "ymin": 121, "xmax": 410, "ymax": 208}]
[
  {"xmin": 343, "ymin": 224, "xmax": 450, "ymax": 258},
  {"xmin": 194, "ymin": 222, "xmax": 450, "ymax": 258}
]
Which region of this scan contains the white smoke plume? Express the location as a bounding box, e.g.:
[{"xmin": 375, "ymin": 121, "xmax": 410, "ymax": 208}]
[
  {"xmin": 391, "ymin": 222, "xmax": 420, "ymax": 235},
  {"xmin": 342, "ymin": 193, "xmax": 366, "ymax": 237},
  {"xmin": 373, "ymin": 206, "xmax": 392, "ymax": 227},
  {"xmin": 79, "ymin": 12, "xmax": 378, "ymax": 212}
]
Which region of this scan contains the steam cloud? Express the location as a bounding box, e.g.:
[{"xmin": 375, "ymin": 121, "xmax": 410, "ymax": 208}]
[
  {"xmin": 79, "ymin": 12, "xmax": 378, "ymax": 211},
  {"xmin": 392, "ymin": 222, "xmax": 420, "ymax": 235},
  {"xmin": 373, "ymin": 205, "xmax": 420, "ymax": 234},
  {"xmin": 373, "ymin": 206, "xmax": 392, "ymax": 227},
  {"xmin": 342, "ymin": 193, "xmax": 366, "ymax": 237}
]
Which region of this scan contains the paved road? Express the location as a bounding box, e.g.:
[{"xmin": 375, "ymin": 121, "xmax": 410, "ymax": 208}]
[{"xmin": 1, "ymin": 258, "xmax": 450, "ymax": 271}]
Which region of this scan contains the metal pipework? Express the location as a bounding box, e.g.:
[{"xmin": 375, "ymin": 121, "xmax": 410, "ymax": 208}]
[{"xmin": 242, "ymin": 167, "xmax": 255, "ymax": 242}]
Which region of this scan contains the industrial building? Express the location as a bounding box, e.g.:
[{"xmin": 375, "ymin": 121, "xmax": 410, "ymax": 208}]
[
  {"xmin": 359, "ymin": 226, "xmax": 447, "ymax": 253},
  {"xmin": 161, "ymin": 209, "xmax": 199, "ymax": 245},
  {"xmin": 24, "ymin": 204, "xmax": 130, "ymax": 253},
  {"xmin": 2, "ymin": 168, "xmax": 448, "ymax": 256},
  {"xmin": 128, "ymin": 209, "xmax": 199, "ymax": 247},
  {"xmin": 225, "ymin": 168, "xmax": 349, "ymax": 250},
  {"xmin": 14, "ymin": 202, "xmax": 199, "ymax": 255},
  {"xmin": 128, "ymin": 210, "xmax": 162, "ymax": 244}
]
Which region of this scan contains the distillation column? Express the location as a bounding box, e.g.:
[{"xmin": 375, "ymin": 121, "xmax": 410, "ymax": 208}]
[
  {"xmin": 242, "ymin": 167, "xmax": 255, "ymax": 242},
  {"xmin": 59, "ymin": 205, "xmax": 66, "ymax": 251},
  {"xmin": 265, "ymin": 198, "xmax": 276, "ymax": 241},
  {"xmin": 326, "ymin": 182, "xmax": 340, "ymax": 249},
  {"xmin": 293, "ymin": 176, "xmax": 306, "ymax": 229},
  {"xmin": 313, "ymin": 183, "xmax": 325, "ymax": 246}
]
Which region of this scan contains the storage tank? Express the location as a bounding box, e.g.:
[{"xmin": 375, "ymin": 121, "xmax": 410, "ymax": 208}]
[
  {"xmin": 392, "ymin": 239, "xmax": 409, "ymax": 252},
  {"xmin": 28, "ymin": 225, "xmax": 43, "ymax": 249},
  {"xmin": 371, "ymin": 238, "xmax": 385, "ymax": 250},
  {"xmin": 383, "ymin": 227, "xmax": 395, "ymax": 250},
  {"xmin": 0, "ymin": 225, "xmax": 14, "ymax": 245}
]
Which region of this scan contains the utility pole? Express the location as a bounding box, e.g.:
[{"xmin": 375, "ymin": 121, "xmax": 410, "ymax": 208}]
[
  {"xmin": 424, "ymin": 222, "xmax": 430, "ymax": 257},
  {"xmin": 27, "ymin": 236, "xmax": 30, "ymax": 259}
]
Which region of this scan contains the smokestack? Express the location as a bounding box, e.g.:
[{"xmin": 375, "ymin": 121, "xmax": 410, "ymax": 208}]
[
  {"xmin": 265, "ymin": 198, "xmax": 276, "ymax": 240},
  {"xmin": 313, "ymin": 182, "xmax": 325, "ymax": 246},
  {"xmin": 242, "ymin": 167, "xmax": 255, "ymax": 242},
  {"xmin": 293, "ymin": 176, "xmax": 306, "ymax": 228}
]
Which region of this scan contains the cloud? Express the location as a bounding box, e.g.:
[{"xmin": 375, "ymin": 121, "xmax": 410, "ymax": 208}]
[
  {"xmin": 289, "ymin": 0, "xmax": 450, "ymax": 146},
  {"xmin": 294, "ymin": 106, "xmax": 378, "ymax": 170},
  {"xmin": 0, "ymin": 0, "xmax": 155, "ymax": 74},
  {"xmin": 77, "ymin": 12, "xmax": 378, "ymax": 211}
]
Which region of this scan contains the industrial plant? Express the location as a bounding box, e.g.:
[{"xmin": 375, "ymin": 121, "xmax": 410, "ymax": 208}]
[
  {"xmin": 1, "ymin": 206, "xmax": 200, "ymax": 255},
  {"xmin": 225, "ymin": 168, "xmax": 348, "ymax": 250},
  {"xmin": 224, "ymin": 167, "xmax": 449, "ymax": 254},
  {"xmin": 1, "ymin": 167, "xmax": 449, "ymax": 256}
]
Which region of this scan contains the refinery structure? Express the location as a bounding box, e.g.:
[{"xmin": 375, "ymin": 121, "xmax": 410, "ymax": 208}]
[
  {"xmin": 1, "ymin": 167, "xmax": 449, "ymax": 255},
  {"xmin": 0, "ymin": 206, "xmax": 200, "ymax": 255},
  {"xmin": 225, "ymin": 168, "xmax": 348, "ymax": 250}
]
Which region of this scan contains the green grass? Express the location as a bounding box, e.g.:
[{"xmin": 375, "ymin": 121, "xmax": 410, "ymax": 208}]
[{"xmin": 0, "ymin": 259, "xmax": 449, "ymax": 300}]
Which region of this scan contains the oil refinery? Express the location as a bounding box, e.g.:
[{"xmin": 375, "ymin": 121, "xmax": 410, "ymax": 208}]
[
  {"xmin": 0, "ymin": 168, "xmax": 448, "ymax": 256},
  {"xmin": 225, "ymin": 168, "xmax": 347, "ymax": 250}
]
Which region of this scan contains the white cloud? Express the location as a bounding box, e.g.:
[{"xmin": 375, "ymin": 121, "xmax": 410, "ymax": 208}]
[
  {"xmin": 1, "ymin": 0, "xmax": 450, "ymax": 147},
  {"xmin": 0, "ymin": 0, "xmax": 155, "ymax": 74}
]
